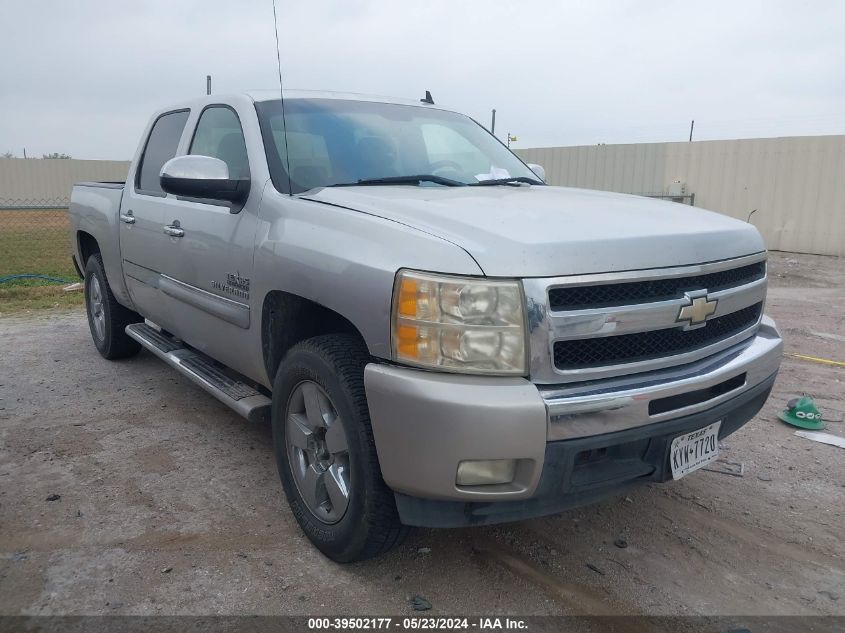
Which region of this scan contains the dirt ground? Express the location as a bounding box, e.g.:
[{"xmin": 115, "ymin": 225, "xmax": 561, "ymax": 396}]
[{"xmin": 0, "ymin": 251, "xmax": 843, "ymax": 617}]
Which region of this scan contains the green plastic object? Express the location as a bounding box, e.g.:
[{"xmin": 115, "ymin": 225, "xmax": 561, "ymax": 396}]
[{"xmin": 778, "ymin": 395, "xmax": 825, "ymax": 430}]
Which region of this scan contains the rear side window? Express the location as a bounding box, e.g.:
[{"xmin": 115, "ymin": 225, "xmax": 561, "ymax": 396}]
[
  {"xmin": 136, "ymin": 110, "xmax": 190, "ymax": 195},
  {"xmin": 190, "ymin": 106, "xmax": 250, "ymax": 179}
]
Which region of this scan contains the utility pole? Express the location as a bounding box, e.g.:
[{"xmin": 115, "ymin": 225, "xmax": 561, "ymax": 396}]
[
  {"xmin": 206, "ymin": 75, "xmax": 212, "ymax": 95},
  {"xmin": 689, "ymin": 119, "xmax": 695, "ymax": 142},
  {"xmin": 490, "ymin": 109, "xmax": 496, "ymax": 135}
]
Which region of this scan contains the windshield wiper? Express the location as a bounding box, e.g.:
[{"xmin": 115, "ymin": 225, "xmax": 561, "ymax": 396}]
[
  {"xmin": 330, "ymin": 175, "xmax": 466, "ymax": 187},
  {"xmin": 469, "ymin": 176, "xmax": 543, "ymax": 186}
]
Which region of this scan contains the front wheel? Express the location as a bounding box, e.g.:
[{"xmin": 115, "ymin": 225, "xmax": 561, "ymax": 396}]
[
  {"xmin": 84, "ymin": 254, "xmax": 142, "ymax": 360},
  {"xmin": 271, "ymin": 334, "xmax": 407, "ymax": 562}
]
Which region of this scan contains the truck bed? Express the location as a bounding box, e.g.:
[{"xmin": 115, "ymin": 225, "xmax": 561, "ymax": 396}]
[
  {"xmin": 75, "ymin": 181, "xmax": 125, "ymax": 189},
  {"xmin": 68, "ymin": 180, "xmax": 131, "ymax": 304}
]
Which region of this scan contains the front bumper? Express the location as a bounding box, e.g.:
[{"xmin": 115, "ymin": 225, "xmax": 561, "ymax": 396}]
[
  {"xmin": 364, "ymin": 317, "xmax": 782, "ymax": 526},
  {"xmin": 394, "ymin": 374, "xmax": 775, "ymax": 527}
]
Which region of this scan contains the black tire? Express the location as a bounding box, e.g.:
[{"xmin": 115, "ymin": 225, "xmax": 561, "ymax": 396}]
[
  {"xmin": 84, "ymin": 254, "xmax": 142, "ymax": 360},
  {"xmin": 271, "ymin": 334, "xmax": 407, "ymax": 562}
]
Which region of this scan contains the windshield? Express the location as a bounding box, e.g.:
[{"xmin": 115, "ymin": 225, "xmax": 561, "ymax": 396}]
[{"xmin": 255, "ymin": 98, "xmax": 541, "ymax": 193}]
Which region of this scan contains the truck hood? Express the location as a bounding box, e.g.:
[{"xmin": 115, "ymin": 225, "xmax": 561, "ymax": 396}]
[{"xmin": 304, "ymin": 185, "xmax": 765, "ymax": 277}]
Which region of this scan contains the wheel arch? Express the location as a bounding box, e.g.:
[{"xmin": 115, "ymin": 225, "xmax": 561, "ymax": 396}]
[
  {"xmin": 261, "ymin": 290, "xmax": 369, "ymax": 382},
  {"xmin": 77, "ymin": 230, "xmax": 101, "ymax": 267}
]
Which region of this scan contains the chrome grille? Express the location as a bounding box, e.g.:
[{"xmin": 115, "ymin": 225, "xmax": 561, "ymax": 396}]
[
  {"xmin": 522, "ymin": 253, "xmax": 768, "ymax": 384},
  {"xmin": 549, "ymin": 261, "xmax": 765, "ymax": 310},
  {"xmin": 553, "ymin": 303, "xmax": 762, "ymax": 369}
]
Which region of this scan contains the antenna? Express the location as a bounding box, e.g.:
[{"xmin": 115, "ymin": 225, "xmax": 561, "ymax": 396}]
[{"xmin": 271, "ymin": 0, "xmax": 293, "ymax": 196}]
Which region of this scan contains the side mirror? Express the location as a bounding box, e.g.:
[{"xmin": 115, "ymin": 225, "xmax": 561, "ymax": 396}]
[
  {"xmin": 160, "ymin": 155, "xmax": 249, "ymax": 203},
  {"xmin": 527, "ymin": 163, "xmax": 546, "ymax": 183}
]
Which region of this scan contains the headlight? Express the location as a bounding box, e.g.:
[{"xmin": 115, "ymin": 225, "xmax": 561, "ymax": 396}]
[{"xmin": 391, "ymin": 270, "xmax": 527, "ymax": 375}]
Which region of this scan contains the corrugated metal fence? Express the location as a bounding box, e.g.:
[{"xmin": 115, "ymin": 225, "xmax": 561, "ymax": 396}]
[
  {"xmin": 0, "ymin": 158, "xmax": 130, "ymax": 208},
  {"xmin": 516, "ymin": 135, "xmax": 845, "ymax": 256},
  {"xmin": 1, "ymin": 142, "xmax": 843, "ymax": 264}
]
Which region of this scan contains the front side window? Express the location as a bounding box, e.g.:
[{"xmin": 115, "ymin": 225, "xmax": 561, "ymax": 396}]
[
  {"xmin": 190, "ymin": 106, "xmax": 250, "ymax": 179},
  {"xmin": 136, "ymin": 110, "xmax": 190, "ymax": 195},
  {"xmin": 256, "ymin": 99, "xmax": 540, "ymax": 193}
]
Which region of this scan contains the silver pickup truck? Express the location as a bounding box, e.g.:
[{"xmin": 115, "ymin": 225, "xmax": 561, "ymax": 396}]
[{"xmin": 69, "ymin": 90, "xmax": 782, "ymax": 562}]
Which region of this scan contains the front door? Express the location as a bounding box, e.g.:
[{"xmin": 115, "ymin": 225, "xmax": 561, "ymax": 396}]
[{"xmin": 153, "ymin": 105, "xmax": 260, "ymax": 369}]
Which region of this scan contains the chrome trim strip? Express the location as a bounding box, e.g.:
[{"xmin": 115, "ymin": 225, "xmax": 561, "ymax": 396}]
[
  {"xmin": 548, "ymin": 278, "xmax": 766, "ymax": 341},
  {"xmin": 544, "ymin": 251, "xmax": 766, "ymax": 289},
  {"xmin": 542, "ymin": 318, "xmax": 782, "ymax": 440},
  {"xmin": 159, "ymin": 274, "xmax": 250, "ymax": 329}
]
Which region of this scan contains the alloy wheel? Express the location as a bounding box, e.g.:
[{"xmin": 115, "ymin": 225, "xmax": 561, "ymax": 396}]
[{"xmin": 285, "ymin": 380, "xmax": 351, "ymax": 524}]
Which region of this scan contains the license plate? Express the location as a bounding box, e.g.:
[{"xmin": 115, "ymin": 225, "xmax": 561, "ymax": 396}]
[{"xmin": 670, "ymin": 421, "xmax": 721, "ymax": 479}]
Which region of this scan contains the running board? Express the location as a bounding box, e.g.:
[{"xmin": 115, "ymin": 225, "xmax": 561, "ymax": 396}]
[{"xmin": 126, "ymin": 323, "xmax": 271, "ymax": 423}]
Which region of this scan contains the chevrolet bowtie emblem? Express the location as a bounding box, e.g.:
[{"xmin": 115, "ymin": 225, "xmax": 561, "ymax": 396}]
[{"xmin": 677, "ymin": 292, "xmax": 718, "ymax": 326}]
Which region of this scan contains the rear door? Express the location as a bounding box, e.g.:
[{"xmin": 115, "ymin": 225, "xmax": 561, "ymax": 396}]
[
  {"xmin": 153, "ymin": 104, "xmax": 261, "ymax": 366},
  {"xmin": 119, "ymin": 109, "xmax": 190, "ymax": 320}
]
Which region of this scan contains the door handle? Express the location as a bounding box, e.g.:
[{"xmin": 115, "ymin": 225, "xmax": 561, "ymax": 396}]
[
  {"xmin": 120, "ymin": 211, "xmax": 135, "ymax": 224},
  {"xmin": 163, "ymin": 224, "xmax": 184, "ymax": 238}
]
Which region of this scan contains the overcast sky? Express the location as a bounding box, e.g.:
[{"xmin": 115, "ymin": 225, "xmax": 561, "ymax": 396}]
[{"xmin": 2, "ymin": 0, "xmax": 844, "ymax": 159}]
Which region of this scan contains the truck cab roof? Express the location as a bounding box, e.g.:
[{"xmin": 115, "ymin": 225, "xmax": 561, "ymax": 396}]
[{"xmin": 157, "ymin": 89, "xmax": 452, "ymax": 116}]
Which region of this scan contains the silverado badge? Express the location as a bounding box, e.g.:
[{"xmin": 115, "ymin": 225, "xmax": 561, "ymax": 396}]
[{"xmin": 211, "ymin": 272, "xmax": 250, "ymax": 300}]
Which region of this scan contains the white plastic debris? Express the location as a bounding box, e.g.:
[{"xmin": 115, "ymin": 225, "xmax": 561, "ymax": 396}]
[{"xmin": 794, "ymin": 430, "xmax": 845, "ymax": 449}]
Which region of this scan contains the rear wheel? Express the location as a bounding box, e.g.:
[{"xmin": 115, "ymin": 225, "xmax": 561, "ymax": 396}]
[
  {"xmin": 84, "ymin": 254, "xmax": 142, "ymax": 360},
  {"xmin": 271, "ymin": 334, "xmax": 407, "ymax": 562}
]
